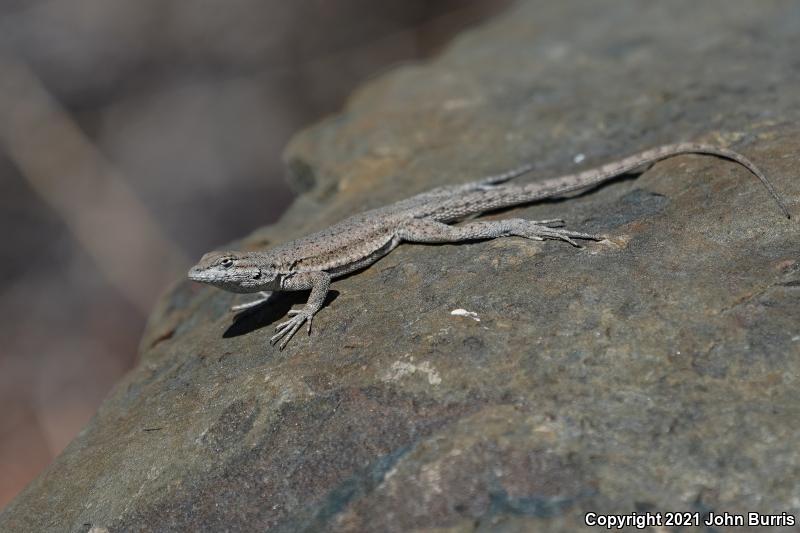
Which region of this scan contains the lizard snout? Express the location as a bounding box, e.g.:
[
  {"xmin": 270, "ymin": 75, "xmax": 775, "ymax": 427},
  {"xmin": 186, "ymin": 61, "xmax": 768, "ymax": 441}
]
[{"xmin": 187, "ymin": 265, "xmax": 206, "ymax": 281}]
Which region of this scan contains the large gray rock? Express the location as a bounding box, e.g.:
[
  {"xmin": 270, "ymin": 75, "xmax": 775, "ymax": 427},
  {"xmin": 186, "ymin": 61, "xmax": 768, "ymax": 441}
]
[{"xmin": 2, "ymin": 1, "xmax": 799, "ymax": 531}]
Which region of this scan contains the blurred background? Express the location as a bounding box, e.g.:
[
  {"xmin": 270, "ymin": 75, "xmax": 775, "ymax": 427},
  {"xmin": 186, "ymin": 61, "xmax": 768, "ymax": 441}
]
[{"xmin": 0, "ymin": 0, "xmax": 512, "ymax": 508}]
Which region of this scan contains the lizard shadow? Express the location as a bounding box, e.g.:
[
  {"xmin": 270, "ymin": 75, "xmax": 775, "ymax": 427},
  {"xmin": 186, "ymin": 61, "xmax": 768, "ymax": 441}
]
[
  {"xmin": 533, "ymin": 170, "xmax": 644, "ymax": 202},
  {"xmin": 223, "ymin": 290, "xmax": 340, "ymax": 338}
]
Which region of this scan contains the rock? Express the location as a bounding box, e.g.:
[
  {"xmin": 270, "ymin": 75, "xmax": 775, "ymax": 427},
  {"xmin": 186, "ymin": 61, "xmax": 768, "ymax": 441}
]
[{"xmin": 2, "ymin": 1, "xmax": 799, "ymax": 531}]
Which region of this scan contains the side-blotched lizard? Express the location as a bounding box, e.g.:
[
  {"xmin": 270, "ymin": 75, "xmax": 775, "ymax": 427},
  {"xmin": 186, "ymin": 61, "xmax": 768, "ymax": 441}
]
[{"xmin": 188, "ymin": 143, "xmax": 791, "ymax": 349}]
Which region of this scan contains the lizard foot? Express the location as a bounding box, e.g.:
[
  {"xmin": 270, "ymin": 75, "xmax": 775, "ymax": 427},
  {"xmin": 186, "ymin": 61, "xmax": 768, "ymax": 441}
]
[
  {"xmin": 529, "ymin": 218, "xmax": 565, "ymax": 227},
  {"xmin": 270, "ymin": 309, "xmax": 314, "ymax": 350},
  {"xmin": 523, "ymin": 224, "xmax": 604, "ymax": 247}
]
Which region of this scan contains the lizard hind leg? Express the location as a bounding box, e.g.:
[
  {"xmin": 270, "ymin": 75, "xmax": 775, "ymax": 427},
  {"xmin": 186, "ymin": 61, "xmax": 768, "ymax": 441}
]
[
  {"xmin": 528, "ymin": 218, "xmax": 566, "ymax": 227},
  {"xmin": 398, "ymin": 218, "xmax": 602, "ymax": 248}
]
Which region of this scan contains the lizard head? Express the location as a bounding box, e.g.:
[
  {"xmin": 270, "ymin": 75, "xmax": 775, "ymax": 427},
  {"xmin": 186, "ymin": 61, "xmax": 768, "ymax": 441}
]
[{"xmin": 188, "ymin": 251, "xmax": 279, "ymax": 293}]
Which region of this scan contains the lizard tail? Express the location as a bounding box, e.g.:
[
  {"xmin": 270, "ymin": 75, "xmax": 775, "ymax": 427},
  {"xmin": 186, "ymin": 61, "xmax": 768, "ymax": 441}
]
[
  {"xmin": 433, "ymin": 143, "xmax": 790, "ymax": 221},
  {"xmin": 526, "ymin": 143, "xmax": 790, "ymax": 218}
]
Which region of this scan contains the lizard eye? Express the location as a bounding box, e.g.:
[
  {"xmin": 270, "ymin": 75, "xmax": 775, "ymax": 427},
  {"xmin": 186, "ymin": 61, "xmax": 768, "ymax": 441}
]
[{"xmin": 220, "ymin": 258, "xmax": 234, "ymax": 268}]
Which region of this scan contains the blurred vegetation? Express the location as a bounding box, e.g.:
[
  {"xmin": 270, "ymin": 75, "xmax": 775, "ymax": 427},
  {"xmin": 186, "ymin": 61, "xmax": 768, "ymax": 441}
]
[{"xmin": 0, "ymin": 0, "xmax": 510, "ymax": 508}]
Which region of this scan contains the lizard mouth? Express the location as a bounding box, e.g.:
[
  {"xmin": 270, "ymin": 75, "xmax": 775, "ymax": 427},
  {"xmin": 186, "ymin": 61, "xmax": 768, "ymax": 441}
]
[{"xmin": 187, "ymin": 266, "xmax": 210, "ymax": 282}]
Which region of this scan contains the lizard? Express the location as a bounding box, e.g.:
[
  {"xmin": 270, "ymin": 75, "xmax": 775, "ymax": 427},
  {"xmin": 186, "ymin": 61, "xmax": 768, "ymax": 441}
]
[{"xmin": 188, "ymin": 142, "xmax": 791, "ymax": 349}]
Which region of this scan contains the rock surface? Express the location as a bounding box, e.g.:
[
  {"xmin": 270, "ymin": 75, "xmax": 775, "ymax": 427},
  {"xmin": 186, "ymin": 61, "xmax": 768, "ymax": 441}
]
[{"xmin": 2, "ymin": 1, "xmax": 800, "ymax": 531}]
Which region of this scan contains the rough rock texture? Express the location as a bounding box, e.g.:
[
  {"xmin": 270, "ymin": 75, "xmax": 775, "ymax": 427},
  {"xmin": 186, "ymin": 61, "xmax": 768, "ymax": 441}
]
[{"xmin": 2, "ymin": 1, "xmax": 800, "ymax": 531}]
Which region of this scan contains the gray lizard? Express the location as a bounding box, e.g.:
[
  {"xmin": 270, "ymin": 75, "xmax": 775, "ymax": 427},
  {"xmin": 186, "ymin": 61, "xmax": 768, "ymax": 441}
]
[{"xmin": 188, "ymin": 143, "xmax": 791, "ymax": 349}]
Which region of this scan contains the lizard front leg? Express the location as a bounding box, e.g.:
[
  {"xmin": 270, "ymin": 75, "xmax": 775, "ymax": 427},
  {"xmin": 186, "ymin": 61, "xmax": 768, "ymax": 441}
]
[
  {"xmin": 270, "ymin": 271, "xmax": 331, "ymax": 349},
  {"xmin": 231, "ymin": 291, "xmax": 273, "ymax": 311}
]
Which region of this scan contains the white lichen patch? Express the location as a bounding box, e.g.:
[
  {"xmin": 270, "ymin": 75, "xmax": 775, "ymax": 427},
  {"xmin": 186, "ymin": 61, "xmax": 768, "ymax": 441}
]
[
  {"xmin": 419, "ymin": 462, "xmax": 443, "ymax": 502},
  {"xmin": 450, "ymin": 308, "xmax": 480, "ymax": 321},
  {"xmin": 383, "ymin": 360, "xmax": 442, "ymax": 385},
  {"xmin": 441, "ymin": 97, "xmax": 481, "ymax": 111}
]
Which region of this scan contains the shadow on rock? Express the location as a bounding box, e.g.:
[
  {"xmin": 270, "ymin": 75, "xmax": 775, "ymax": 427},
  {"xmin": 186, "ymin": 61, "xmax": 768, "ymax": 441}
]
[{"xmin": 223, "ymin": 290, "xmax": 340, "ymax": 338}]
